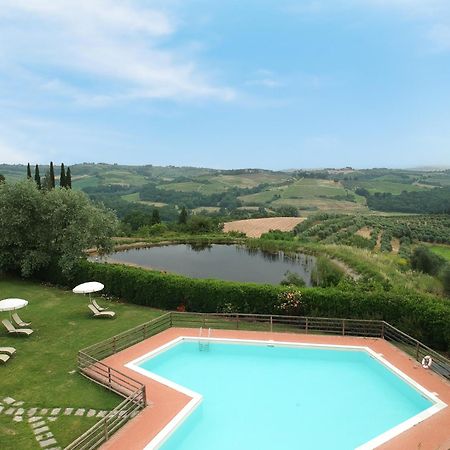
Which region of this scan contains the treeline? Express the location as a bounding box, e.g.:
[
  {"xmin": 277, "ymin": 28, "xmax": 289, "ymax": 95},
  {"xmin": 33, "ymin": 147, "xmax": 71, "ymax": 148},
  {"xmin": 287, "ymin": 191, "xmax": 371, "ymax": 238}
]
[
  {"xmin": 139, "ymin": 182, "xmax": 269, "ymax": 209},
  {"xmin": 366, "ymin": 187, "xmax": 450, "ymax": 213},
  {"xmin": 26, "ymin": 162, "xmax": 72, "ymax": 190}
]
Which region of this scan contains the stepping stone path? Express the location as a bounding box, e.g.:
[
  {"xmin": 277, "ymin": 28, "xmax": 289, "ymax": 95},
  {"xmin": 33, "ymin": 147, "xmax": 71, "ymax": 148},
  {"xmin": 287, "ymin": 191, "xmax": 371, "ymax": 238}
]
[{"xmin": 0, "ymin": 397, "xmax": 111, "ymax": 449}]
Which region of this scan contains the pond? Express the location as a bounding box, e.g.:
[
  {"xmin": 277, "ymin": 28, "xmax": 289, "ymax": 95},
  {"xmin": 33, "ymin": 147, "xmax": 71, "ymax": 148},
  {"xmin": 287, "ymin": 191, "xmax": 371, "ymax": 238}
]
[{"xmin": 98, "ymin": 244, "xmax": 316, "ymax": 285}]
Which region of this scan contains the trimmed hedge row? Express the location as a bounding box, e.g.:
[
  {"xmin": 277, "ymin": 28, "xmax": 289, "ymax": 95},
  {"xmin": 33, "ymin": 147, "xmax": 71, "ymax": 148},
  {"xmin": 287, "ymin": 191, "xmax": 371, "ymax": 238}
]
[{"xmin": 44, "ymin": 260, "xmax": 450, "ymax": 351}]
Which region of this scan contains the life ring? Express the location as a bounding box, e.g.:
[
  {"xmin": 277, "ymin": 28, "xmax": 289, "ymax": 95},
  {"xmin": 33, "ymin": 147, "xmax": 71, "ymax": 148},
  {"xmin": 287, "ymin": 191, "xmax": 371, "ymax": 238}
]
[{"xmin": 422, "ymin": 355, "xmax": 432, "ymax": 369}]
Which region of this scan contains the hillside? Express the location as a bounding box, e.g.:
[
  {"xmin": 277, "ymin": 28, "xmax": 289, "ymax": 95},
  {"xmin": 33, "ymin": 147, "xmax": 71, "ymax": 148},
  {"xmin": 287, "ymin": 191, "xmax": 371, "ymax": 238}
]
[{"xmin": 1, "ymin": 164, "xmax": 449, "ymax": 218}]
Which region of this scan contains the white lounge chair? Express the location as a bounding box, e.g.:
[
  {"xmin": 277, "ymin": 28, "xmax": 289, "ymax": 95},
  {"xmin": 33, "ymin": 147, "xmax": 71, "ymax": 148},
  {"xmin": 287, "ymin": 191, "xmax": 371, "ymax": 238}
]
[
  {"xmin": 12, "ymin": 312, "xmax": 31, "ymax": 327},
  {"xmin": 92, "ymin": 299, "xmax": 108, "ymax": 312},
  {"xmin": 2, "ymin": 319, "xmax": 33, "ymax": 336},
  {"xmin": 88, "ymin": 304, "xmax": 116, "ymax": 319},
  {"xmin": 0, "ymin": 347, "xmax": 16, "ymax": 356},
  {"xmin": 0, "ymin": 354, "xmax": 11, "ymax": 364}
]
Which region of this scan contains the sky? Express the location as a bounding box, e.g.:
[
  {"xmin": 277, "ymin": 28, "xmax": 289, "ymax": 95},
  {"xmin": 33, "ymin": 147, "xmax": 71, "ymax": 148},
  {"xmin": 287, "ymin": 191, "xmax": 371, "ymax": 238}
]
[{"xmin": 0, "ymin": 0, "xmax": 449, "ymax": 170}]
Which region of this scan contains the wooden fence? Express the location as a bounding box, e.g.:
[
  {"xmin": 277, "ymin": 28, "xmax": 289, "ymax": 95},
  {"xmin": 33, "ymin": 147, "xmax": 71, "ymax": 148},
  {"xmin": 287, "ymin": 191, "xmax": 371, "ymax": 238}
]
[{"xmin": 65, "ymin": 312, "xmax": 450, "ymax": 449}]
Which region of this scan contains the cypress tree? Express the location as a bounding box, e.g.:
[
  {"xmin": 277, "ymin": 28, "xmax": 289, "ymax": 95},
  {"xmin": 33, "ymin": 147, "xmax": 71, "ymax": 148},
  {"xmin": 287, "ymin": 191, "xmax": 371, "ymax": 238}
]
[
  {"xmin": 26, "ymin": 163, "xmax": 32, "ymax": 179},
  {"xmin": 66, "ymin": 167, "xmax": 72, "ymax": 189},
  {"xmin": 151, "ymin": 209, "xmax": 161, "ymax": 225},
  {"xmin": 178, "ymin": 206, "xmax": 188, "ymax": 225},
  {"xmin": 34, "ymin": 165, "xmax": 41, "ymax": 189},
  {"xmin": 49, "ymin": 162, "xmax": 55, "ymax": 189},
  {"xmin": 60, "ymin": 163, "xmax": 66, "ymax": 188}
]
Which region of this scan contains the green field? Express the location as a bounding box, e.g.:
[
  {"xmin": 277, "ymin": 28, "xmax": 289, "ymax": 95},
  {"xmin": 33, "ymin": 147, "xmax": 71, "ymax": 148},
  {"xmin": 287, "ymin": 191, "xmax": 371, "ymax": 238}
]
[
  {"xmin": 161, "ymin": 181, "xmax": 227, "ymax": 195},
  {"xmin": 0, "ymin": 277, "xmax": 163, "ymax": 450},
  {"xmin": 353, "ymin": 180, "xmax": 425, "ymax": 194},
  {"xmin": 428, "ymin": 245, "xmax": 450, "ymax": 261},
  {"xmin": 238, "ymin": 179, "xmax": 368, "ymax": 213}
]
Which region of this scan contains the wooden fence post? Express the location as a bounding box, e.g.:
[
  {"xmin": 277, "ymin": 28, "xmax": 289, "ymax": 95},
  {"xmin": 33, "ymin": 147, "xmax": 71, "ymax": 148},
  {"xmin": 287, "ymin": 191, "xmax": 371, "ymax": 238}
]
[
  {"xmin": 305, "ymin": 317, "xmax": 309, "ymax": 334},
  {"xmin": 270, "ymin": 315, "xmax": 273, "ymax": 333}
]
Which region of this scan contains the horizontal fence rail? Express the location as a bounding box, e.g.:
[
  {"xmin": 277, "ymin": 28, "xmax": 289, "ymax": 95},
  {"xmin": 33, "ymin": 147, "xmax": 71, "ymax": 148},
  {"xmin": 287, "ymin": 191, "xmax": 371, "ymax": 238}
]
[
  {"xmin": 383, "ymin": 322, "xmax": 450, "ymax": 380},
  {"xmin": 67, "ymin": 311, "xmax": 450, "ymax": 450}
]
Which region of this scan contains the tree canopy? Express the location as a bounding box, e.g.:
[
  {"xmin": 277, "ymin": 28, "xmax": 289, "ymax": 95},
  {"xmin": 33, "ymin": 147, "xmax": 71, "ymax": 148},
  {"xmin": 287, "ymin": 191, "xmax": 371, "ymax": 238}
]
[{"xmin": 0, "ymin": 181, "xmax": 118, "ymax": 276}]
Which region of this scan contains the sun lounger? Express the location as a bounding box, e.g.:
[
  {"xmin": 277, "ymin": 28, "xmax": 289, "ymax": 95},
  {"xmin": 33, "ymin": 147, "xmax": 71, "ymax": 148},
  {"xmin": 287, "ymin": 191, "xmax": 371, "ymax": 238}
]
[
  {"xmin": 0, "ymin": 353, "xmax": 11, "ymax": 364},
  {"xmin": 88, "ymin": 304, "xmax": 116, "ymax": 318},
  {"xmin": 2, "ymin": 319, "xmax": 33, "ymax": 336},
  {"xmin": 0, "ymin": 347, "xmax": 16, "ymax": 356},
  {"xmin": 92, "ymin": 299, "xmax": 108, "ymax": 312},
  {"xmin": 12, "ymin": 312, "xmax": 31, "ymax": 327}
]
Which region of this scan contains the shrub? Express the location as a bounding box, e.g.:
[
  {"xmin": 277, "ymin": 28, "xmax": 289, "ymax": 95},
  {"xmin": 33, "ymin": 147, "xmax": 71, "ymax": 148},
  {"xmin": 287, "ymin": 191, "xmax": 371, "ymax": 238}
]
[
  {"xmin": 311, "ymin": 257, "xmax": 344, "ymax": 287},
  {"xmin": 280, "ymin": 271, "xmax": 306, "ymax": 287},
  {"xmin": 42, "ymin": 260, "xmax": 450, "ymax": 351},
  {"xmin": 411, "ymin": 246, "xmax": 445, "ymax": 276},
  {"xmin": 440, "ymin": 264, "xmax": 450, "ymax": 296}
]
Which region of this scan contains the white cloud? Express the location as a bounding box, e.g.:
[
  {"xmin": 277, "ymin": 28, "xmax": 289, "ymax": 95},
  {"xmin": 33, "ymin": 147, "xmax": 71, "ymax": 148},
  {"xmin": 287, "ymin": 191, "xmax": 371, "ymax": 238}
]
[{"xmin": 0, "ymin": 0, "xmax": 235, "ymax": 103}]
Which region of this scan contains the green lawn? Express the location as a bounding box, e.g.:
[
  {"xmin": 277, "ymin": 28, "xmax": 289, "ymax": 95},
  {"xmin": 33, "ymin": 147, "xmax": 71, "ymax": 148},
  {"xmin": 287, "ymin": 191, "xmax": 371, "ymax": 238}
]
[
  {"xmin": 428, "ymin": 245, "xmax": 450, "ymax": 261},
  {"xmin": 0, "ymin": 277, "xmax": 164, "ymax": 449}
]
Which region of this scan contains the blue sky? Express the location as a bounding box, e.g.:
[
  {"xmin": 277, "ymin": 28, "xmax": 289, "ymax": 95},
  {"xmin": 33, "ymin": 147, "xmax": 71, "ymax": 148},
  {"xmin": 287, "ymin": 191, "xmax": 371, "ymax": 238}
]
[{"xmin": 0, "ymin": 0, "xmax": 449, "ymax": 169}]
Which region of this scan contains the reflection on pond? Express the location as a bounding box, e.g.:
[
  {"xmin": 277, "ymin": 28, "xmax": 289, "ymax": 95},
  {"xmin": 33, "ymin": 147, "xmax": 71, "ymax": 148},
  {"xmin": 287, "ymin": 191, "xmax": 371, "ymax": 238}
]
[{"xmin": 97, "ymin": 244, "xmax": 316, "ymax": 286}]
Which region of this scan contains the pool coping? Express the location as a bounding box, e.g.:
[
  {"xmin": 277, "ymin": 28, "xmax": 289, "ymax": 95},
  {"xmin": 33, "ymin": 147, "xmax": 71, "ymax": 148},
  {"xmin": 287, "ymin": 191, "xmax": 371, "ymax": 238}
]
[
  {"xmin": 100, "ymin": 328, "xmax": 450, "ymax": 450},
  {"xmin": 124, "ymin": 336, "xmax": 446, "ymax": 450}
]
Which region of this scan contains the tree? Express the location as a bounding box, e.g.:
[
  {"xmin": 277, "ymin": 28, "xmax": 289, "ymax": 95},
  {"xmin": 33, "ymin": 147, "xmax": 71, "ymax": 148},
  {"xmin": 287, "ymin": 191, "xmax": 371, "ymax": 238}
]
[
  {"xmin": 66, "ymin": 167, "xmax": 72, "ymax": 189},
  {"xmin": 34, "ymin": 165, "xmax": 41, "ymax": 189},
  {"xmin": 0, "ymin": 180, "xmax": 118, "ymax": 276},
  {"xmin": 178, "ymin": 206, "xmax": 188, "ymax": 225},
  {"xmin": 151, "ymin": 208, "xmax": 161, "ymax": 224},
  {"xmin": 0, "ymin": 174, "xmax": 5, "ymax": 184},
  {"xmin": 440, "ymin": 264, "xmax": 450, "ymax": 296},
  {"xmin": 49, "ymin": 162, "xmax": 55, "ymax": 189},
  {"xmin": 27, "ymin": 163, "xmax": 32, "ymax": 179},
  {"xmin": 411, "ymin": 246, "xmax": 445, "ymax": 276},
  {"xmin": 60, "ymin": 163, "xmax": 66, "ymax": 188},
  {"xmin": 123, "ymin": 211, "xmax": 153, "ymax": 231}
]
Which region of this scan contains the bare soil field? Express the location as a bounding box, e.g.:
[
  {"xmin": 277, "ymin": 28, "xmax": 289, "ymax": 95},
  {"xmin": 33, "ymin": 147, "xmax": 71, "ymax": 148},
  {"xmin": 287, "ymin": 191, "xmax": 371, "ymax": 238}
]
[
  {"xmin": 356, "ymin": 227, "xmax": 372, "ymax": 239},
  {"xmin": 223, "ymin": 217, "xmax": 305, "ymax": 238}
]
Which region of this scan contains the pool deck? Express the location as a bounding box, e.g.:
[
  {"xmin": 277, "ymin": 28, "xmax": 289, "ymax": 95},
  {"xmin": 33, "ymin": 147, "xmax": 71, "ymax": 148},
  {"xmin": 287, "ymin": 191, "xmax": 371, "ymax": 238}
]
[{"xmin": 100, "ymin": 328, "xmax": 450, "ymax": 450}]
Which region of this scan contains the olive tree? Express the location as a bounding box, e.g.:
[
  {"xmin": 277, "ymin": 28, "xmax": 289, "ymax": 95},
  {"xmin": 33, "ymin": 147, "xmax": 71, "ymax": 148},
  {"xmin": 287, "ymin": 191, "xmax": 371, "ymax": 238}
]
[{"xmin": 0, "ymin": 180, "xmax": 118, "ymax": 277}]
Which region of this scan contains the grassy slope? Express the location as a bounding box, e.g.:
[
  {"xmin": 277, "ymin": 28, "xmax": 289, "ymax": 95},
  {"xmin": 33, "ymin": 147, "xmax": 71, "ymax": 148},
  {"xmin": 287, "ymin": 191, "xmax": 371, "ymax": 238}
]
[
  {"xmin": 428, "ymin": 245, "xmax": 450, "ymax": 261},
  {"xmin": 0, "ymin": 277, "xmax": 164, "ymax": 449}
]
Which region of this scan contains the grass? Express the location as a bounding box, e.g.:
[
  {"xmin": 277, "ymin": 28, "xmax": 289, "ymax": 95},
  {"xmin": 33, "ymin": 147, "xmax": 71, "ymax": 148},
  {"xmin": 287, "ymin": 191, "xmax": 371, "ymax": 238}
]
[
  {"xmin": 0, "ymin": 277, "xmax": 164, "ymax": 449},
  {"xmin": 238, "ymin": 179, "xmax": 369, "ymax": 213},
  {"xmin": 161, "ymin": 181, "xmax": 227, "ymax": 195},
  {"xmin": 428, "ymin": 245, "xmax": 450, "ymax": 261},
  {"xmin": 353, "ymin": 180, "xmax": 425, "ymax": 195}
]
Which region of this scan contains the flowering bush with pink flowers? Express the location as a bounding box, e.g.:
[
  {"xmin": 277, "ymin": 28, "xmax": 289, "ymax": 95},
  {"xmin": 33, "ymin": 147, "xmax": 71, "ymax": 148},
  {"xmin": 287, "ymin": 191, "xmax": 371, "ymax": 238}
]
[{"xmin": 276, "ymin": 289, "xmax": 303, "ymax": 315}]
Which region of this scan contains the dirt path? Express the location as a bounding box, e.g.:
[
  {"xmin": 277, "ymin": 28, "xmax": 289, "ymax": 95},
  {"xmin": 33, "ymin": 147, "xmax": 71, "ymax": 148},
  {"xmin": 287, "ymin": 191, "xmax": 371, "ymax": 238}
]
[
  {"xmin": 374, "ymin": 232, "xmax": 382, "ymax": 251},
  {"xmin": 223, "ymin": 217, "xmax": 305, "ymax": 238},
  {"xmin": 391, "ymin": 238, "xmax": 400, "ymax": 254}
]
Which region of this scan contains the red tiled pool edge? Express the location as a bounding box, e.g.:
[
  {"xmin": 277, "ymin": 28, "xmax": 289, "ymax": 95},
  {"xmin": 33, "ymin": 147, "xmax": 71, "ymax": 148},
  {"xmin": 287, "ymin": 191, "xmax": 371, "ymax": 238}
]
[{"xmin": 99, "ymin": 328, "xmax": 450, "ymax": 450}]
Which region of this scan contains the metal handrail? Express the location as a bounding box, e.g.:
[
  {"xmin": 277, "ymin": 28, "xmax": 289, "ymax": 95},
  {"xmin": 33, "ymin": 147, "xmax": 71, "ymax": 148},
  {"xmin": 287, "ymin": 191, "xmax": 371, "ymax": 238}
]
[{"xmin": 66, "ymin": 311, "xmax": 450, "ymax": 450}]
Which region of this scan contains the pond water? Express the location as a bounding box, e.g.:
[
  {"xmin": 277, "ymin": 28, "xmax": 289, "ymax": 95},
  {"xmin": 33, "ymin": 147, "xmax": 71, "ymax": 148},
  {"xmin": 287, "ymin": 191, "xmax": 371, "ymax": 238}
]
[{"xmin": 99, "ymin": 244, "xmax": 316, "ymax": 285}]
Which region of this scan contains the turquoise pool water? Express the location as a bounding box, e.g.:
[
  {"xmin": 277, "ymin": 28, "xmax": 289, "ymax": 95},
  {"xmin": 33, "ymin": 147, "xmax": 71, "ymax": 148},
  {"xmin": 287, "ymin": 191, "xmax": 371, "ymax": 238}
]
[{"xmin": 139, "ymin": 341, "xmax": 433, "ymax": 450}]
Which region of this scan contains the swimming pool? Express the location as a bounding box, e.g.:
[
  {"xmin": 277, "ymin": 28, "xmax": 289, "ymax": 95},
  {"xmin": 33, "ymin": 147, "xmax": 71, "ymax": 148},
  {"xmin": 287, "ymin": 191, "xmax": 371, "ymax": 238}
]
[{"xmin": 127, "ymin": 338, "xmax": 444, "ymax": 450}]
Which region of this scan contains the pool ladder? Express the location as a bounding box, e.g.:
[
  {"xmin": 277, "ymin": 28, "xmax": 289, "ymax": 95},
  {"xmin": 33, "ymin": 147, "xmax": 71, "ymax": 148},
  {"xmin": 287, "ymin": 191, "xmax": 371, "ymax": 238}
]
[{"xmin": 198, "ymin": 327, "xmax": 211, "ymax": 352}]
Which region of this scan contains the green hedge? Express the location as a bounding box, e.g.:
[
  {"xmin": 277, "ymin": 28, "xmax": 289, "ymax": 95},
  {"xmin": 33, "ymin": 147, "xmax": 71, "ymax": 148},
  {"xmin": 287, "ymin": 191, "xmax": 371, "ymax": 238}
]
[{"xmin": 43, "ymin": 260, "xmax": 450, "ymax": 351}]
